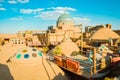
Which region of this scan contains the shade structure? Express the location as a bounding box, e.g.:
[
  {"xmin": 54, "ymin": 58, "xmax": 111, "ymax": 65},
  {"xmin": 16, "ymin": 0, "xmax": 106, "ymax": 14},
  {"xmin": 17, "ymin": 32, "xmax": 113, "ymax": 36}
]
[{"xmin": 91, "ymin": 28, "xmax": 119, "ymax": 40}]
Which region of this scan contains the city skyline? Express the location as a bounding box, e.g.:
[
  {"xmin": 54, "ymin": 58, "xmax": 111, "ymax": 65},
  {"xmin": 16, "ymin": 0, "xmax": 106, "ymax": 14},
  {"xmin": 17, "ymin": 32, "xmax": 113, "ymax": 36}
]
[{"xmin": 0, "ymin": 0, "xmax": 120, "ymax": 33}]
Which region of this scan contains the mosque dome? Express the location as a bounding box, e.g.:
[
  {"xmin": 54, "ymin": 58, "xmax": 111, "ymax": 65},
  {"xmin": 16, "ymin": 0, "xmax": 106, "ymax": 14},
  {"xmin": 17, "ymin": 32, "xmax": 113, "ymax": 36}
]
[
  {"xmin": 10, "ymin": 47, "xmax": 43, "ymax": 64},
  {"xmin": 57, "ymin": 13, "xmax": 74, "ymax": 23}
]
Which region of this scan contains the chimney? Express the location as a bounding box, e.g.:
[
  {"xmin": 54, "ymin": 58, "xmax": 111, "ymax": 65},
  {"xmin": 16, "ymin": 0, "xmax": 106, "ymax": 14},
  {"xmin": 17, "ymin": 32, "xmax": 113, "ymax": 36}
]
[{"xmin": 106, "ymin": 24, "xmax": 112, "ymax": 29}]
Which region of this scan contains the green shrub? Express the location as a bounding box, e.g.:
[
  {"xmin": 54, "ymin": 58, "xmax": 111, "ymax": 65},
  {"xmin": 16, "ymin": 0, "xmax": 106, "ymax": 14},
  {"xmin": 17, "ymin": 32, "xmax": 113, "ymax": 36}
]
[
  {"xmin": 53, "ymin": 47, "xmax": 61, "ymax": 55},
  {"xmin": 70, "ymin": 51, "xmax": 79, "ymax": 56},
  {"xmin": 104, "ymin": 77, "xmax": 114, "ymax": 80}
]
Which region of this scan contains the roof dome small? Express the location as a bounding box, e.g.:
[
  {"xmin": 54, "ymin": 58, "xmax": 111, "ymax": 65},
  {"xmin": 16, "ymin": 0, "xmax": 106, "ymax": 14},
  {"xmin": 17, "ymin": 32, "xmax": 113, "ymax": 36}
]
[
  {"xmin": 10, "ymin": 47, "xmax": 43, "ymax": 64},
  {"xmin": 52, "ymin": 36, "xmax": 79, "ymax": 56},
  {"xmin": 0, "ymin": 45, "xmax": 70, "ymax": 80},
  {"xmin": 57, "ymin": 13, "xmax": 74, "ymax": 23}
]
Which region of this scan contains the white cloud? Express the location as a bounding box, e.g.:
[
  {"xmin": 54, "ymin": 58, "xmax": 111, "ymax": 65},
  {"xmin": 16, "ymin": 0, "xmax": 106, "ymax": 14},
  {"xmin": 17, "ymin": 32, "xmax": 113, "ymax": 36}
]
[
  {"xmin": 35, "ymin": 7, "xmax": 76, "ymax": 20},
  {"xmin": 20, "ymin": 7, "xmax": 76, "ymax": 20},
  {"xmin": 20, "ymin": 8, "xmax": 44, "ymax": 14},
  {"xmin": 73, "ymin": 17, "xmax": 91, "ymax": 25},
  {"xmin": 20, "ymin": 7, "xmax": 85, "ymax": 21},
  {"xmin": 48, "ymin": 7, "xmax": 76, "ymax": 11},
  {"xmin": 73, "ymin": 17, "xmax": 90, "ymax": 22},
  {"xmin": 8, "ymin": 0, "xmax": 17, "ymax": 4},
  {"xmin": 8, "ymin": 0, "xmax": 29, "ymax": 4},
  {"xmin": 10, "ymin": 16, "xmax": 23, "ymax": 20},
  {"xmin": 35, "ymin": 10, "xmax": 67, "ymax": 20},
  {"xmin": 19, "ymin": 7, "xmax": 90, "ymax": 26},
  {"xmin": 0, "ymin": 7, "xmax": 6, "ymax": 10},
  {"xmin": 17, "ymin": 0, "xmax": 29, "ymax": 3}
]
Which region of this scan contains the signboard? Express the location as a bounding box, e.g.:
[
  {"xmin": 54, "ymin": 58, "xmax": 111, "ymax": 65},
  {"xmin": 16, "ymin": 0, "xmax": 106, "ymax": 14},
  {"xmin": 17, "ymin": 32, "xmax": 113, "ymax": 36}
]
[
  {"xmin": 66, "ymin": 58, "xmax": 80, "ymax": 72},
  {"xmin": 54, "ymin": 56, "xmax": 63, "ymax": 67}
]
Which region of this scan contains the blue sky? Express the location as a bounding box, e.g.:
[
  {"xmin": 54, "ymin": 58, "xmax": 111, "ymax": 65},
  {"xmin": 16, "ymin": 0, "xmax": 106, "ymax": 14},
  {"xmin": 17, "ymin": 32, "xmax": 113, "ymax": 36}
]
[{"xmin": 0, "ymin": 0, "xmax": 120, "ymax": 33}]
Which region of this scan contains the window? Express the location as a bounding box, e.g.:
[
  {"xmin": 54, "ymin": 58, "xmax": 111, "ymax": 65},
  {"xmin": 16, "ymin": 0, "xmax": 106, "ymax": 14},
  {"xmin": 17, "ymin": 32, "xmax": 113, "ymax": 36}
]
[
  {"xmin": 58, "ymin": 26, "xmax": 62, "ymax": 29},
  {"xmin": 118, "ymin": 43, "xmax": 120, "ymax": 46},
  {"xmin": 51, "ymin": 29, "xmax": 55, "ymax": 33},
  {"xmin": 15, "ymin": 42, "xmax": 17, "ymax": 44}
]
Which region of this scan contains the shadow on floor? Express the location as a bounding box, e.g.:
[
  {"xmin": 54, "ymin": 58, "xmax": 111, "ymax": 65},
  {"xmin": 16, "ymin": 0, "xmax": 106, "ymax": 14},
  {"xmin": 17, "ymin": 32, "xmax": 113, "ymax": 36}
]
[{"xmin": 0, "ymin": 63, "xmax": 14, "ymax": 80}]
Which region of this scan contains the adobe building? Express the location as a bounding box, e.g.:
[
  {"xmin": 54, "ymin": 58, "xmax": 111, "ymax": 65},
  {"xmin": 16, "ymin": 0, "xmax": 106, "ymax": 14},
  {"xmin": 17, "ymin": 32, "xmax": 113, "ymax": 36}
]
[
  {"xmin": 47, "ymin": 13, "xmax": 82, "ymax": 45},
  {"xmin": 14, "ymin": 30, "xmax": 46, "ymax": 46},
  {"xmin": 83, "ymin": 24, "xmax": 120, "ymax": 54},
  {"xmin": 88, "ymin": 25, "xmax": 119, "ymax": 47},
  {"xmin": 0, "ymin": 13, "xmax": 82, "ymax": 47},
  {"xmin": 0, "ymin": 34, "xmax": 17, "ymax": 45},
  {"xmin": 113, "ymin": 30, "xmax": 120, "ymax": 36},
  {"xmin": 1, "ymin": 13, "xmax": 120, "ymax": 50},
  {"xmin": 115, "ymin": 37, "xmax": 120, "ymax": 47},
  {"xmin": 0, "ymin": 30, "xmax": 45, "ymax": 46},
  {"xmin": 85, "ymin": 24, "xmax": 111, "ymax": 38}
]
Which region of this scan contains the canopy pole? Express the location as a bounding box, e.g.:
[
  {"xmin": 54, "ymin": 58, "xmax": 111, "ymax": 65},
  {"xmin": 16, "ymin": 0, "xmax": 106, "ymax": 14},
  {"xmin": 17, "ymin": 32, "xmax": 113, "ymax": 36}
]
[{"xmin": 93, "ymin": 48, "xmax": 96, "ymax": 74}]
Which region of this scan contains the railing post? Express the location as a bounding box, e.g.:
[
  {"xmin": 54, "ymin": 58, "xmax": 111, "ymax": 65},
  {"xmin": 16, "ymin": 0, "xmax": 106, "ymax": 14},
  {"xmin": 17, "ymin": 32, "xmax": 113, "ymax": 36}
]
[
  {"xmin": 93, "ymin": 48, "xmax": 96, "ymax": 74},
  {"xmin": 90, "ymin": 66, "xmax": 93, "ymax": 76}
]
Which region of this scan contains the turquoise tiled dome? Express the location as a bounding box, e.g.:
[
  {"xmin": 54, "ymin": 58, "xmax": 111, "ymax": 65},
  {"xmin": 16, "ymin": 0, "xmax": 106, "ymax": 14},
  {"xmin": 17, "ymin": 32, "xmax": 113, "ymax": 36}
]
[{"xmin": 57, "ymin": 13, "xmax": 73, "ymax": 22}]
